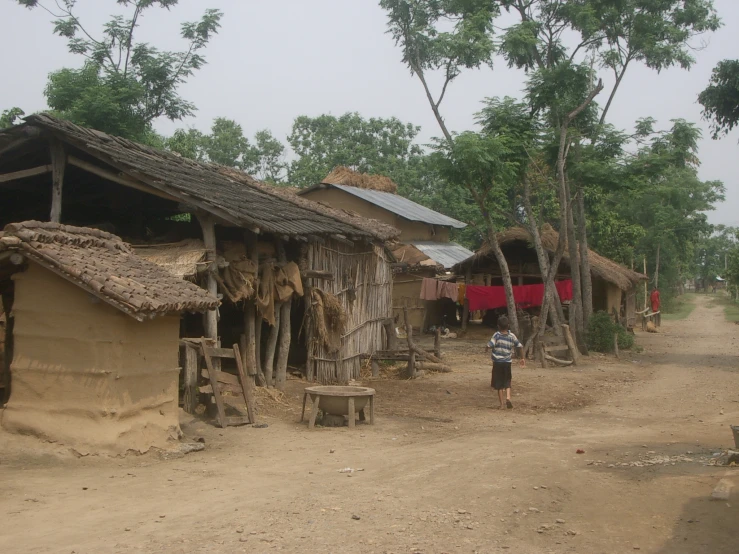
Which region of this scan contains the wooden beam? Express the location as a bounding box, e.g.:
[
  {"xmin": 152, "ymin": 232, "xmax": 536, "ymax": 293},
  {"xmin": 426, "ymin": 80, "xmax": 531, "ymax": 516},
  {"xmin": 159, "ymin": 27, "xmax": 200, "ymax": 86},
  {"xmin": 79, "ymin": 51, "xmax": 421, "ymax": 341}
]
[
  {"xmin": 331, "ymin": 234, "xmax": 354, "ymax": 247},
  {"xmin": 67, "ymin": 156, "xmax": 180, "ymax": 202},
  {"xmin": 49, "ymin": 139, "xmax": 66, "ymax": 223},
  {"xmin": 0, "ymin": 164, "xmax": 52, "ymax": 184}
]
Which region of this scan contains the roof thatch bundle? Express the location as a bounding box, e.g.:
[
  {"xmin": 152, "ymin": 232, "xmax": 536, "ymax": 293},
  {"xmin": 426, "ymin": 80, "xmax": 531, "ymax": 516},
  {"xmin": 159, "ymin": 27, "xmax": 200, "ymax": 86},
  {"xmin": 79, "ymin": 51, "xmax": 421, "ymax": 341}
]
[
  {"xmin": 456, "ymin": 224, "xmax": 646, "ymax": 291},
  {"xmin": 323, "ymin": 166, "xmax": 398, "ymax": 194},
  {"xmin": 134, "ymin": 239, "xmax": 207, "ymax": 279}
]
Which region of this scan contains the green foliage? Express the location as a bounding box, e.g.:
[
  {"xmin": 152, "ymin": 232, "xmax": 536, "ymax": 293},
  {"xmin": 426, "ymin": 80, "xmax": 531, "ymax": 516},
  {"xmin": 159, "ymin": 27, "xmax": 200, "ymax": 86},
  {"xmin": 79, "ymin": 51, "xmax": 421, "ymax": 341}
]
[
  {"xmin": 662, "ymin": 293, "xmax": 697, "ymax": 320},
  {"xmin": 699, "ymin": 59, "xmax": 739, "ymax": 139},
  {"xmin": 166, "ymin": 119, "xmax": 287, "ymax": 183},
  {"xmin": 19, "ymin": 0, "xmax": 222, "ymax": 141},
  {"xmin": 0, "ymin": 107, "xmax": 25, "ymax": 129},
  {"xmin": 586, "ymin": 311, "xmax": 633, "ymax": 352},
  {"xmin": 286, "ymin": 112, "xmax": 424, "ymax": 189}
]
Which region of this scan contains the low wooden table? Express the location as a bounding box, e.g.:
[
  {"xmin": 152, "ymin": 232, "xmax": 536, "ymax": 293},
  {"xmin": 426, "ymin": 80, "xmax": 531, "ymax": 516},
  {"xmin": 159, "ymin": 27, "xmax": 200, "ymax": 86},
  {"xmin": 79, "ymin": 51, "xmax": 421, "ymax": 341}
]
[{"xmin": 300, "ymin": 386, "xmax": 376, "ymax": 429}]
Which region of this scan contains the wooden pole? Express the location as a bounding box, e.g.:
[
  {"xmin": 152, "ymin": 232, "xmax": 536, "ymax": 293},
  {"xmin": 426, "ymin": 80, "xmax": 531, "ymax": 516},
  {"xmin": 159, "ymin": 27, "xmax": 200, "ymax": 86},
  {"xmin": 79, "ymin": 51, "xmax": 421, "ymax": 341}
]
[
  {"xmin": 49, "ymin": 139, "xmax": 66, "ymax": 223},
  {"xmin": 197, "ymin": 214, "xmax": 219, "ymax": 346},
  {"xmin": 434, "ymin": 327, "xmax": 441, "ymax": 359},
  {"xmin": 243, "ymin": 230, "xmax": 260, "ymax": 382},
  {"xmin": 561, "ymin": 324, "xmax": 580, "ymax": 365},
  {"xmin": 274, "ymin": 239, "xmax": 291, "ymax": 391},
  {"xmin": 461, "ymin": 267, "xmax": 471, "ymax": 332},
  {"xmin": 403, "ymin": 307, "xmax": 417, "ymax": 379},
  {"xmin": 263, "ymin": 308, "xmax": 279, "ymax": 388},
  {"xmin": 613, "ymin": 333, "xmax": 620, "ymax": 359},
  {"xmin": 182, "ymin": 343, "xmax": 199, "ymax": 414},
  {"xmin": 643, "ymin": 256, "xmax": 648, "ymax": 311}
]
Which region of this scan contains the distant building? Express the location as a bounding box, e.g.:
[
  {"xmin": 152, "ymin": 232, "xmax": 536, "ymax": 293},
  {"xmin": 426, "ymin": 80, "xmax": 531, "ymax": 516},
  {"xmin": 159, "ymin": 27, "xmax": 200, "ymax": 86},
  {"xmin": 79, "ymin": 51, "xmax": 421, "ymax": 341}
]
[{"xmin": 299, "ymin": 167, "xmax": 473, "ymax": 330}]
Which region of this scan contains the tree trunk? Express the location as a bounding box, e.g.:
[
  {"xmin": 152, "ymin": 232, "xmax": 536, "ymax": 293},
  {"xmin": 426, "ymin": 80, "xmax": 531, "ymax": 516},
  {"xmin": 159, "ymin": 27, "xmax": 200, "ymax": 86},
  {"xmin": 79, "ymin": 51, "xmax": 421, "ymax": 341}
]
[
  {"xmin": 487, "ymin": 235, "xmax": 520, "ymax": 336},
  {"xmin": 655, "ymin": 243, "xmax": 661, "ymax": 289},
  {"xmin": 565, "ymin": 177, "xmax": 585, "ymax": 350},
  {"xmin": 576, "ymin": 183, "xmax": 593, "ymax": 327}
]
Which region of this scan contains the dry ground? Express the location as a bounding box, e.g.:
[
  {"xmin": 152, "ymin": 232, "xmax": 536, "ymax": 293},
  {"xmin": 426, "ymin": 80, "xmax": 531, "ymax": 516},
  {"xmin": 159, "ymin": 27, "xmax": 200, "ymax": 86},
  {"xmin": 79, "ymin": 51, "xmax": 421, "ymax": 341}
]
[{"xmin": 1, "ymin": 294, "xmax": 738, "ymax": 553}]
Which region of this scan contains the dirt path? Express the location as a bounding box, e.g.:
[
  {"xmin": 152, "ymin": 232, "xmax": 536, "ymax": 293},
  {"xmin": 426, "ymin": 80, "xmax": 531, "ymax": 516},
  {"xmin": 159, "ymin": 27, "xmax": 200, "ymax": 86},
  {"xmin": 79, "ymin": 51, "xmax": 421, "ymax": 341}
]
[{"xmin": 1, "ymin": 295, "xmax": 738, "ymax": 553}]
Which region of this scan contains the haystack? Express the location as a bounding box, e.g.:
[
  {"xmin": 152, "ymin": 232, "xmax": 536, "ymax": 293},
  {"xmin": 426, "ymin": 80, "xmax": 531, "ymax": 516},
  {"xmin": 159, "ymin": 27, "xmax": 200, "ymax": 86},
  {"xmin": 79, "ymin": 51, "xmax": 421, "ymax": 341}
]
[{"xmin": 323, "ymin": 166, "xmax": 398, "ymax": 194}]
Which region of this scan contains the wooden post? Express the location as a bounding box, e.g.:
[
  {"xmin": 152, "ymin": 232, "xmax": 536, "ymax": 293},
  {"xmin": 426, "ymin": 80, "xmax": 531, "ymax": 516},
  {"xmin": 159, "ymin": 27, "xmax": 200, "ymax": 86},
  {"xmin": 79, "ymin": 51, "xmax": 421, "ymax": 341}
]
[
  {"xmin": 263, "ymin": 308, "xmax": 279, "ymax": 388},
  {"xmin": 347, "ymin": 397, "xmax": 356, "ymax": 428},
  {"xmin": 383, "ymin": 318, "xmax": 397, "ymax": 351},
  {"xmin": 404, "ymin": 306, "xmax": 417, "ymax": 379},
  {"xmin": 371, "ymin": 359, "xmax": 380, "ymax": 378},
  {"xmin": 461, "ymin": 267, "xmax": 471, "ymax": 331},
  {"xmin": 308, "ymin": 394, "xmax": 321, "ymax": 429},
  {"xmin": 275, "ymin": 300, "xmax": 291, "ymax": 391},
  {"xmin": 197, "ymin": 214, "xmax": 219, "ymax": 346},
  {"xmin": 434, "ymin": 327, "xmax": 441, "ymax": 359},
  {"xmin": 613, "ymin": 333, "xmax": 620, "ymax": 359},
  {"xmin": 305, "ymin": 291, "xmax": 314, "ymax": 382},
  {"xmin": 561, "ymin": 324, "xmax": 580, "ymax": 365},
  {"xmin": 643, "ymin": 256, "xmax": 648, "ymax": 311},
  {"xmin": 233, "ymin": 343, "xmax": 256, "ymax": 424},
  {"xmin": 255, "ymin": 311, "xmax": 265, "ymax": 385},
  {"xmin": 540, "ymin": 343, "xmax": 549, "ymax": 369},
  {"xmin": 49, "ymin": 138, "xmax": 66, "ymax": 223},
  {"xmin": 243, "ymin": 231, "xmax": 259, "ymax": 383},
  {"xmin": 183, "ymin": 343, "xmax": 199, "ymax": 414}
]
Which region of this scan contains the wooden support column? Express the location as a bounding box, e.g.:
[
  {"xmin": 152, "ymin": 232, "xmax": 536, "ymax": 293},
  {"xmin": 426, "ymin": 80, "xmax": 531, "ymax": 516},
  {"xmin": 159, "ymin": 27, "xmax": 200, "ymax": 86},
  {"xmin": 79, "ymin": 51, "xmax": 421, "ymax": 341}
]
[
  {"xmin": 561, "ymin": 324, "xmax": 580, "ymax": 365},
  {"xmin": 197, "ymin": 213, "xmax": 219, "ymax": 348},
  {"xmin": 274, "ymin": 239, "xmax": 291, "ymax": 391},
  {"xmin": 243, "ymin": 230, "xmax": 262, "ymax": 385},
  {"xmin": 49, "ymin": 139, "xmax": 66, "ymax": 223},
  {"xmin": 182, "ymin": 343, "xmax": 199, "ymax": 414},
  {"xmin": 404, "ymin": 307, "xmax": 416, "ymax": 379},
  {"xmin": 461, "ymin": 266, "xmax": 472, "ymax": 332}
]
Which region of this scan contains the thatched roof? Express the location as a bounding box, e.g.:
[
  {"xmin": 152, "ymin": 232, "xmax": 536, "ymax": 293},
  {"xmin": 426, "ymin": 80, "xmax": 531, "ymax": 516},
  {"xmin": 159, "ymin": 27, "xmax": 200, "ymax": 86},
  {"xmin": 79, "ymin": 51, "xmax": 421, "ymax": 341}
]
[
  {"xmin": 454, "ymin": 225, "xmax": 646, "ymax": 291},
  {"xmin": 323, "ymin": 166, "xmax": 399, "ymax": 193},
  {"xmin": 0, "ymin": 115, "xmax": 396, "ymax": 242},
  {"xmin": 0, "ymin": 221, "xmax": 219, "ymax": 320}
]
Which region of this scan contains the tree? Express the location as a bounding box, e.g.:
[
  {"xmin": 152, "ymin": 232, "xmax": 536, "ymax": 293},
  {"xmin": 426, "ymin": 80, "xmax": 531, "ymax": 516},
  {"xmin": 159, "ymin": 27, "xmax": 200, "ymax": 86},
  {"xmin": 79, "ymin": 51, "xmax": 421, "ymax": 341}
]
[
  {"xmin": 699, "ymin": 59, "xmax": 739, "ymax": 138},
  {"xmin": 0, "ymin": 108, "xmax": 25, "ymax": 129},
  {"xmin": 18, "ymin": 0, "xmax": 222, "ymax": 142},
  {"xmin": 166, "ymin": 119, "xmax": 287, "ymax": 183}
]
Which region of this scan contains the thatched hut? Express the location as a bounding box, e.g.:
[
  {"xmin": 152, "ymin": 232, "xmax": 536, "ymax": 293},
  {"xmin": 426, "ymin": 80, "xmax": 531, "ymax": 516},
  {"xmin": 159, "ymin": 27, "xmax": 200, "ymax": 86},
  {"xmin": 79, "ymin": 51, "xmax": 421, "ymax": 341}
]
[
  {"xmin": 0, "ymin": 114, "xmax": 399, "ymax": 427},
  {"xmin": 299, "ymin": 167, "xmax": 473, "ymax": 330},
  {"xmin": 0, "ymin": 222, "xmax": 218, "ymax": 454},
  {"xmin": 453, "ymin": 225, "xmax": 646, "ymax": 328}
]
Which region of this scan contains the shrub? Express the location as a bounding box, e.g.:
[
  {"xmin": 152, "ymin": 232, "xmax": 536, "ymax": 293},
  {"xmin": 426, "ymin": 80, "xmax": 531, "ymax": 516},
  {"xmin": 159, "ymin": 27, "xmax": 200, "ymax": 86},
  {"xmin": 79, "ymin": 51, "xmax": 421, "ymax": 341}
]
[{"xmin": 586, "ymin": 311, "xmax": 634, "ymax": 353}]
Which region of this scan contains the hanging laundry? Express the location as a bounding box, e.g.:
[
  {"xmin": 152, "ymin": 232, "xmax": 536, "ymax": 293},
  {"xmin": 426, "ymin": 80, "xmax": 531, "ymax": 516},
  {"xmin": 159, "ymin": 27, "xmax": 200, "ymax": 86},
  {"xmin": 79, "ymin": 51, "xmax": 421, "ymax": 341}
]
[
  {"xmin": 466, "ymin": 280, "xmax": 573, "ymax": 311},
  {"xmin": 457, "ymin": 283, "xmax": 466, "ymax": 305},
  {"xmin": 555, "ymin": 279, "xmax": 573, "ymax": 302},
  {"xmin": 466, "ymin": 284, "xmax": 508, "ymax": 311},
  {"xmin": 420, "ymin": 277, "xmax": 439, "ymax": 300},
  {"xmin": 438, "ymin": 281, "xmax": 459, "ymax": 301}
]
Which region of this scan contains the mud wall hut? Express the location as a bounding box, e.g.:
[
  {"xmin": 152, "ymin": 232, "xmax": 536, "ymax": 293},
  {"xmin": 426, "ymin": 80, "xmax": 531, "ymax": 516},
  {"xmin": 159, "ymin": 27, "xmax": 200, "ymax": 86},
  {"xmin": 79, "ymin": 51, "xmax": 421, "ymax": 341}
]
[
  {"xmin": 298, "ymin": 167, "xmax": 472, "ymax": 331},
  {"xmin": 0, "ymin": 115, "xmax": 398, "ymax": 401},
  {"xmin": 0, "ymin": 222, "xmax": 218, "ymax": 453}
]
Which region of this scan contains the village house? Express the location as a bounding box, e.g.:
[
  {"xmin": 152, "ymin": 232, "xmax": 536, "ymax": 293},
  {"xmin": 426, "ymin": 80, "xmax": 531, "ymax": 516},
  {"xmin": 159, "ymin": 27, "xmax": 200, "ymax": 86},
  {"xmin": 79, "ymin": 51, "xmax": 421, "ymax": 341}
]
[
  {"xmin": 453, "ymin": 225, "xmax": 646, "ymax": 332},
  {"xmin": 0, "ymin": 115, "xmax": 399, "ymax": 448},
  {"xmin": 298, "ymin": 167, "xmax": 473, "ymax": 330}
]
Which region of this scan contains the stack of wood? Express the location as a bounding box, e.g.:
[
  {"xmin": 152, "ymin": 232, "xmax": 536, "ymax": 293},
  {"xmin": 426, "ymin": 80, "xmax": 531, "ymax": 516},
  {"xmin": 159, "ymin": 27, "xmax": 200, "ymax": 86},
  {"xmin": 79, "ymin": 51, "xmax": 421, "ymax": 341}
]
[{"xmin": 367, "ymin": 307, "xmax": 452, "ymax": 379}]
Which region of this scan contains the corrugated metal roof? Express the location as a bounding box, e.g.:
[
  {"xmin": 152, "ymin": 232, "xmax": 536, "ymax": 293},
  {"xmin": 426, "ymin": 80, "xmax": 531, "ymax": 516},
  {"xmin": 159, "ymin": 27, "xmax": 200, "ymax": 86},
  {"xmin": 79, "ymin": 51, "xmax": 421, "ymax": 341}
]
[
  {"xmin": 329, "ymin": 184, "xmax": 467, "ymax": 229},
  {"xmin": 411, "ymin": 241, "xmax": 475, "ymax": 269}
]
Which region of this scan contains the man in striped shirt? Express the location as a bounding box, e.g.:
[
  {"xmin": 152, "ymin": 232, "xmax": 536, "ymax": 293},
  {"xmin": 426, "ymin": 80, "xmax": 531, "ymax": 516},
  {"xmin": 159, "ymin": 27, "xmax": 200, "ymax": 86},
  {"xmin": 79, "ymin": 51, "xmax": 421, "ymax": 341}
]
[{"xmin": 486, "ymin": 316, "xmax": 525, "ymax": 409}]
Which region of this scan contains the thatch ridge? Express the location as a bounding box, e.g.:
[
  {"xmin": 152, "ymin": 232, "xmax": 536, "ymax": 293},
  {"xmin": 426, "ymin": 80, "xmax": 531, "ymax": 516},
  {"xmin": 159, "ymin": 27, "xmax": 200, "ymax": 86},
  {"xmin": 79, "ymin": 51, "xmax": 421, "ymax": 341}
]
[
  {"xmin": 323, "ymin": 166, "xmax": 399, "ymax": 193},
  {"xmin": 456, "ymin": 224, "xmax": 646, "ymax": 290}
]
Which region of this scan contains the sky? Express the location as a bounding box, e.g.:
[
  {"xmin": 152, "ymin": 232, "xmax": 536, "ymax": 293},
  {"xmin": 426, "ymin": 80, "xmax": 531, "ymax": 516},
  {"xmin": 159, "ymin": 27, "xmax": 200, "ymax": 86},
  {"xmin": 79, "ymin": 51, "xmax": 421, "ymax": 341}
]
[{"xmin": 1, "ymin": 0, "xmax": 738, "ymax": 225}]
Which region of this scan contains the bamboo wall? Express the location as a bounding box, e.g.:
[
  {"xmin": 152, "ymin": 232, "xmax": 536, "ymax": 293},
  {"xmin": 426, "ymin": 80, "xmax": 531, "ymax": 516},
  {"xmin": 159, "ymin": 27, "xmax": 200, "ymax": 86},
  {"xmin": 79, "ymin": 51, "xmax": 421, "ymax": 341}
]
[{"xmin": 308, "ymin": 239, "xmax": 392, "ymax": 384}]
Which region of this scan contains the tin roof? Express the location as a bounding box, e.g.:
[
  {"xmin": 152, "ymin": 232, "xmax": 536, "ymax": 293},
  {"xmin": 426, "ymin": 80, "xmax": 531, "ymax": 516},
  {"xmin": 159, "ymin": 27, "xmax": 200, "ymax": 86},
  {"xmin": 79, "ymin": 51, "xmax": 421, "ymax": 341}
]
[
  {"xmin": 304, "ymin": 184, "xmax": 467, "ymax": 229},
  {"xmin": 411, "ymin": 241, "xmax": 475, "ymax": 269}
]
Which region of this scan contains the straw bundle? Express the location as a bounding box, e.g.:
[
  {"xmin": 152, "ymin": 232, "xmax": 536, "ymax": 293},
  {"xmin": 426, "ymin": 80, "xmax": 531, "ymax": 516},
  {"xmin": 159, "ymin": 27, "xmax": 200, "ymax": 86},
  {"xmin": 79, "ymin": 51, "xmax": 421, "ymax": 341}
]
[
  {"xmin": 311, "ymin": 289, "xmax": 347, "ymax": 353},
  {"xmin": 133, "ymin": 239, "xmax": 206, "ymax": 279},
  {"xmin": 323, "ymin": 166, "xmax": 398, "ymax": 193}
]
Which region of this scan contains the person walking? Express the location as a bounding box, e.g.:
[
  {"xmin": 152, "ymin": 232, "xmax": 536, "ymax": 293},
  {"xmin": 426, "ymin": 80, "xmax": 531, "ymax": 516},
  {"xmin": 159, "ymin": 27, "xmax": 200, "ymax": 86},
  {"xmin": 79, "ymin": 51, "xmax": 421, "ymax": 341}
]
[{"xmin": 486, "ymin": 316, "xmax": 525, "ymax": 409}]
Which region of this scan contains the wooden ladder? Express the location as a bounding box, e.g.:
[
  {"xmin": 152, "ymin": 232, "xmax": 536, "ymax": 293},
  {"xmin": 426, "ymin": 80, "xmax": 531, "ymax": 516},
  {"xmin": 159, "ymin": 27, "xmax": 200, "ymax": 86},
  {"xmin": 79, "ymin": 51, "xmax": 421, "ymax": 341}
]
[{"xmin": 199, "ymin": 342, "xmax": 256, "ymax": 428}]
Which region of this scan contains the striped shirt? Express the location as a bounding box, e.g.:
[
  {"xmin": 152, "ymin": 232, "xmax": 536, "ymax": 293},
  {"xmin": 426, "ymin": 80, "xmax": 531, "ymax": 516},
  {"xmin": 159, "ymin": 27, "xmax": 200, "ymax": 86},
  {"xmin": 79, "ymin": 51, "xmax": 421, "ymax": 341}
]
[{"xmin": 488, "ymin": 331, "xmax": 522, "ymax": 363}]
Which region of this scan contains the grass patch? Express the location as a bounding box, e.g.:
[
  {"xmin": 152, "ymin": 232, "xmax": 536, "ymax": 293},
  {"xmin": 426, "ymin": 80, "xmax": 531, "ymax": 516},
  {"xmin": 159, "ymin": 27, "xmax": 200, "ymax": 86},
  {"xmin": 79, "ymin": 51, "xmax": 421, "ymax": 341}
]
[
  {"xmin": 662, "ymin": 293, "xmax": 697, "ymax": 321},
  {"xmin": 707, "ymin": 294, "xmax": 739, "ymax": 323}
]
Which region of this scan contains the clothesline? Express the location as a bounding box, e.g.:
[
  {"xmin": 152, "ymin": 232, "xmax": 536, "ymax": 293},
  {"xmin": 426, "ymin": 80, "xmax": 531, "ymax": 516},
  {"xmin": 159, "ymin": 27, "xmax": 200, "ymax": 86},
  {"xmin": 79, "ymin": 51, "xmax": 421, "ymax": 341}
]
[{"xmin": 420, "ymin": 277, "xmax": 460, "ymax": 303}]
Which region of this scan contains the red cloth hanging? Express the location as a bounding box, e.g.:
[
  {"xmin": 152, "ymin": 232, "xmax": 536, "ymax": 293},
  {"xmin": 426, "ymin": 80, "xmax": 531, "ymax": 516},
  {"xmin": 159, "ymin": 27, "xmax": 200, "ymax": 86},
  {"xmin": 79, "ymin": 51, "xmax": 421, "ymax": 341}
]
[{"xmin": 465, "ymin": 280, "xmax": 573, "ymax": 311}]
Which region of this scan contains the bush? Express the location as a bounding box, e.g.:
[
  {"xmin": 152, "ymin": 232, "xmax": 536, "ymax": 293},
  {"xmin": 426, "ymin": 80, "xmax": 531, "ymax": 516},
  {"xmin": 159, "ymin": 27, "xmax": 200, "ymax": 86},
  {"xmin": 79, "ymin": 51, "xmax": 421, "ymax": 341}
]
[{"xmin": 586, "ymin": 311, "xmax": 633, "ymax": 353}]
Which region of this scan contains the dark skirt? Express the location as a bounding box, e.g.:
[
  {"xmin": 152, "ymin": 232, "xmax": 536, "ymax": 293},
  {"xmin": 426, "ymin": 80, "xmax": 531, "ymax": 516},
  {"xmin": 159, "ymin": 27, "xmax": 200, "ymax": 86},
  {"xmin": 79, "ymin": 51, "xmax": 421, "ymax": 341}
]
[{"xmin": 491, "ymin": 361, "xmax": 512, "ymax": 390}]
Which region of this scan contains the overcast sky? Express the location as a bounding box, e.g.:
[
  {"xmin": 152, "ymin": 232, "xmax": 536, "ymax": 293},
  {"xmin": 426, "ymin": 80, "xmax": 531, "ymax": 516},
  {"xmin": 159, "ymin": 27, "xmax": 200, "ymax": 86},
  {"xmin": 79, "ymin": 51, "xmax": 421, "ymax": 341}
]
[{"xmin": 2, "ymin": 0, "xmax": 738, "ymax": 225}]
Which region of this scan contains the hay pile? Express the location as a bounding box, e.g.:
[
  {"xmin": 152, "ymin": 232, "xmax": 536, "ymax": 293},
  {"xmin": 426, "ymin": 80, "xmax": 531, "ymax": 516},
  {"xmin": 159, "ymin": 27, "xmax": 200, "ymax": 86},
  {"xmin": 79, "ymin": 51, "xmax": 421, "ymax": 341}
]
[
  {"xmin": 310, "ymin": 288, "xmax": 347, "ymax": 353},
  {"xmin": 134, "ymin": 239, "xmax": 207, "ymax": 279},
  {"xmin": 323, "ymin": 166, "xmax": 398, "ymax": 194}
]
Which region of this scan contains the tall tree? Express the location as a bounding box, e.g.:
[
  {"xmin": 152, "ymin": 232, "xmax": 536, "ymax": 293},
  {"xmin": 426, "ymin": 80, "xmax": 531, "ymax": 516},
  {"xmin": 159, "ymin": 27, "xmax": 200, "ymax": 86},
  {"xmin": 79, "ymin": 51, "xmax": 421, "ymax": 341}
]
[
  {"xmin": 699, "ymin": 59, "xmax": 739, "ymax": 138},
  {"xmin": 17, "ymin": 0, "xmax": 222, "ymax": 142},
  {"xmin": 0, "ymin": 108, "xmax": 25, "ymax": 129}
]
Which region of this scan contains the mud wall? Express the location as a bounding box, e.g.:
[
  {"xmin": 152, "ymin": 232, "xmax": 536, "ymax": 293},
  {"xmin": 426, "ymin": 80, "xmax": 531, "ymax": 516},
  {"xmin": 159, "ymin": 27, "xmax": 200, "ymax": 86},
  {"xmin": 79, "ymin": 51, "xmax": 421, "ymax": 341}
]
[{"xmin": 1, "ymin": 263, "xmax": 181, "ymax": 454}]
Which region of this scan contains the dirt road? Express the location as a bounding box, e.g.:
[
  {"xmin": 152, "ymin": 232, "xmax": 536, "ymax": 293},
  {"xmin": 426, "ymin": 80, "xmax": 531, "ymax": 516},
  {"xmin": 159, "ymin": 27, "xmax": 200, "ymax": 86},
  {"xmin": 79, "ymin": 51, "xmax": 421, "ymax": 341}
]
[{"xmin": 1, "ymin": 294, "xmax": 738, "ymax": 553}]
